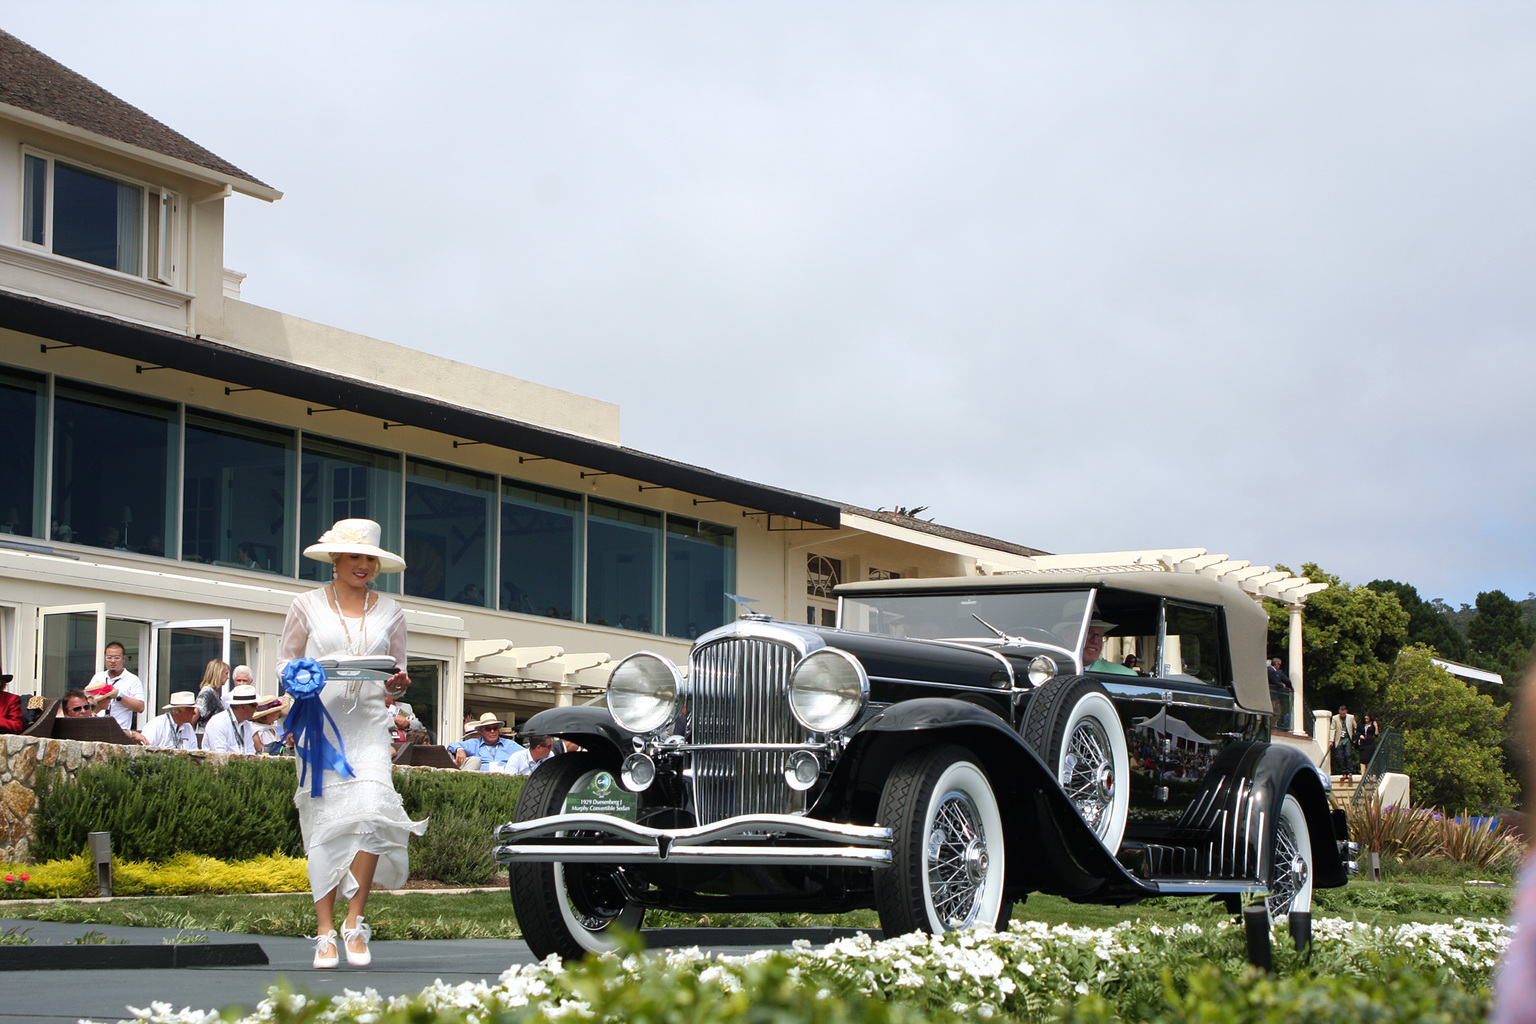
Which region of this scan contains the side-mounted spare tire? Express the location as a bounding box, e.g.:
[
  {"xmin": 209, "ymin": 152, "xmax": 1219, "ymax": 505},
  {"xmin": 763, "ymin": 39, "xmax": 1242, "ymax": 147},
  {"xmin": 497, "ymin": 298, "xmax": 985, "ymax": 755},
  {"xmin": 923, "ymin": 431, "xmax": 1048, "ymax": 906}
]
[
  {"xmin": 508, "ymin": 752, "xmax": 645, "ymax": 960},
  {"xmin": 1021, "ymin": 675, "xmax": 1131, "ymax": 853}
]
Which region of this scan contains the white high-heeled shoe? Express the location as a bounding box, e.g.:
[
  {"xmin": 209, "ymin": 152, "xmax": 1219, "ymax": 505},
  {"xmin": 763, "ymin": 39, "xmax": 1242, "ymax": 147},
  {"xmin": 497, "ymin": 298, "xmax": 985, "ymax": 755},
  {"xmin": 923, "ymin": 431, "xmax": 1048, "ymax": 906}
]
[
  {"xmin": 312, "ymin": 929, "xmax": 339, "ymax": 969},
  {"xmin": 342, "ymin": 916, "xmax": 371, "ymax": 967}
]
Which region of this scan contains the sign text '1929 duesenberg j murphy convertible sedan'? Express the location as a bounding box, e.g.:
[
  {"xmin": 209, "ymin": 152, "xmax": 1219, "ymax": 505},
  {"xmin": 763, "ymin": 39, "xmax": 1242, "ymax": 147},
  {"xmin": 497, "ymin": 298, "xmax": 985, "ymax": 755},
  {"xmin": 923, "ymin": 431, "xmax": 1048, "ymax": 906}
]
[{"xmin": 495, "ymin": 570, "xmax": 1354, "ymax": 960}]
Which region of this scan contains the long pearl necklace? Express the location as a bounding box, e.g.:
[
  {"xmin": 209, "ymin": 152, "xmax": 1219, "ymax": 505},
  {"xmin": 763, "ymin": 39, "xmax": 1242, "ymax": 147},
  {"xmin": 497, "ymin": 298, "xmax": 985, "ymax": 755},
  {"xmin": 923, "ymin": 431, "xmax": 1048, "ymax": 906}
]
[{"xmin": 327, "ymin": 583, "xmax": 374, "ymax": 656}]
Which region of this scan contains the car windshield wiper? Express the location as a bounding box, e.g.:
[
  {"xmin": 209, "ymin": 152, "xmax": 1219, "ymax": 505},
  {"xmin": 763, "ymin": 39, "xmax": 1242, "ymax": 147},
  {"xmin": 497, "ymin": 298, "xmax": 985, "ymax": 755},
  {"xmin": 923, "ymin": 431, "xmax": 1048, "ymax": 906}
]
[{"xmin": 971, "ymin": 613, "xmax": 1022, "ymax": 643}]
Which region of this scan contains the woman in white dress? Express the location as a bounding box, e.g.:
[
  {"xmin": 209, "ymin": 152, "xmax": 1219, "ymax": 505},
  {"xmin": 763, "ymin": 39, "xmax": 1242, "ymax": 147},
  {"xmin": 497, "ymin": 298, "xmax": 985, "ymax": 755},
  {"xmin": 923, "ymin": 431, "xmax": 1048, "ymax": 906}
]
[{"xmin": 278, "ymin": 519, "xmax": 427, "ymax": 969}]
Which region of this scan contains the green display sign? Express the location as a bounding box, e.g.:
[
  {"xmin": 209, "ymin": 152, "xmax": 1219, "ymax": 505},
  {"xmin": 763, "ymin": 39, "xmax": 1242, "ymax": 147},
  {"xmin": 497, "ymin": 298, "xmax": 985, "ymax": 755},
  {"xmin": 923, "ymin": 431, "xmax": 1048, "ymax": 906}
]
[{"xmin": 563, "ymin": 771, "xmax": 638, "ymax": 820}]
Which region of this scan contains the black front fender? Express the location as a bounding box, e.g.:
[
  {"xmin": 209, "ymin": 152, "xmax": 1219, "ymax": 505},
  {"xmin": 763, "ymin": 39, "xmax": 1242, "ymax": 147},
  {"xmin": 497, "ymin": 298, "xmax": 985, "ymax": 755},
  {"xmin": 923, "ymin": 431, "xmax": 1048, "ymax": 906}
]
[
  {"xmin": 819, "ymin": 698, "xmax": 1155, "ymax": 903},
  {"xmin": 521, "ymin": 705, "xmax": 633, "ymax": 764}
]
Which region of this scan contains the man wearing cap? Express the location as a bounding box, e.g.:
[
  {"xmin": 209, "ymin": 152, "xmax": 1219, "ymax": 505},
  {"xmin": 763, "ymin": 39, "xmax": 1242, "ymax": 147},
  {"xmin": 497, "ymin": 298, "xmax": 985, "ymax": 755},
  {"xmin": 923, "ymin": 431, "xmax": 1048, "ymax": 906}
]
[
  {"xmin": 141, "ymin": 691, "xmax": 200, "ymax": 750},
  {"xmin": 0, "ymin": 673, "xmax": 22, "ymax": 734},
  {"xmin": 1082, "ymin": 619, "xmax": 1138, "ymax": 676},
  {"xmin": 448, "ymin": 713, "xmax": 519, "ymax": 771},
  {"xmin": 203, "ymin": 683, "xmax": 260, "ymax": 754},
  {"xmin": 86, "ymin": 642, "xmax": 146, "ymax": 732}
]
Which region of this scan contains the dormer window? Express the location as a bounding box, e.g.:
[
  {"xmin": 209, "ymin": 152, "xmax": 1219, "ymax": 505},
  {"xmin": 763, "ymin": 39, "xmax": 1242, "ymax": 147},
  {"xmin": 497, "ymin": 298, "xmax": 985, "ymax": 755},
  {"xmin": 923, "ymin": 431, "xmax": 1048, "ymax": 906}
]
[{"xmin": 21, "ymin": 150, "xmax": 177, "ymax": 283}]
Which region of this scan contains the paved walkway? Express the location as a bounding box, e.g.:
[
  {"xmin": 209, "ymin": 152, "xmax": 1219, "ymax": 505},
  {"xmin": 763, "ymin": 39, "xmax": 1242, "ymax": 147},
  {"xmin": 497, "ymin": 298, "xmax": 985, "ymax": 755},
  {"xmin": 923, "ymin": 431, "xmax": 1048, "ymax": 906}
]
[
  {"xmin": 0, "ymin": 918, "xmax": 866, "ymax": 1023},
  {"xmin": 0, "ymin": 918, "xmax": 542, "ymax": 1023}
]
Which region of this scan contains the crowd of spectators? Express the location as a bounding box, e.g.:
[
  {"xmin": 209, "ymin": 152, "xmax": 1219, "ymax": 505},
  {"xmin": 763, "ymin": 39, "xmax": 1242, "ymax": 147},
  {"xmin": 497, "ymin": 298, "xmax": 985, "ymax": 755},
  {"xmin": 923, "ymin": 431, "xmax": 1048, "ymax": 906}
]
[
  {"xmin": 448, "ymin": 712, "xmax": 573, "ymax": 774},
  {"xmin": 3, "ymin": 648, "xmax": 574, "ymax": 779}
]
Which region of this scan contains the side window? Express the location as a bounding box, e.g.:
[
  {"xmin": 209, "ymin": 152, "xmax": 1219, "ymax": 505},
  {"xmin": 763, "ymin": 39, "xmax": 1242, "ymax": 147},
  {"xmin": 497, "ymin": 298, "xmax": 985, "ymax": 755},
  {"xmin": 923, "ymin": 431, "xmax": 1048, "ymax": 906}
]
[{"xmin": 1161, "ymin": 602, "xmax": 1226, "ymax": 685}]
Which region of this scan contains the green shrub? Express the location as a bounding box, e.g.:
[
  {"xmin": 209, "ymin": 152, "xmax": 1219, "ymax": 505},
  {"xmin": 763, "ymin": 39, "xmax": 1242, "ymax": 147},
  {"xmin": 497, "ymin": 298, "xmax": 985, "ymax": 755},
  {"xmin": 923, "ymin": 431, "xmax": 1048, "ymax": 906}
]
[
  {"xmin": 33, "ymin": 756, "xmax": 302, "ymax": 863},
  {"xmin": 398, "ymin": 770, "xmax": 524, "ymax": 885},
  {"xmin": 32, "ymin": 755, "xmax": 525, "ymax": 880}
]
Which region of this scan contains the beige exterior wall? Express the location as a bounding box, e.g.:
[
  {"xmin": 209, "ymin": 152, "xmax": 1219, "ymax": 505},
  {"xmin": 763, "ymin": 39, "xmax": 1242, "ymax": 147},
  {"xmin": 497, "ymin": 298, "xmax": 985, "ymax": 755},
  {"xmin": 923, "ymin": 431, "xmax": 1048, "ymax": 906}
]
[{"xmin": 221, "ymin": 300, "xmax": 621, "ymax": 444}]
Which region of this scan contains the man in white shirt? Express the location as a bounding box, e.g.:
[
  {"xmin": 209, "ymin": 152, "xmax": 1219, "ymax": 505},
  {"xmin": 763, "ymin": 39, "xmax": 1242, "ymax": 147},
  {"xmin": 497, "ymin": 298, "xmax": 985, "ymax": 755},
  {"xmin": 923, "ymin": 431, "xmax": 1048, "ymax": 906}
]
[
  {"xmin": 203, "ymin": 683, "xmax": 259, "ymax": 754},
  {"xmin": 140, "ymin": 691, "xmax": 199, "ymax": 750},
  {"xmin": 86, "ymin": 642, "xmax": 145, "ymax": 732},
  {"xmin": 224, "ymin": 664, "xmax": 254, "ymax": 703},
  {"xmin": 508, "ymin": 734, "xmax": 560, "ymax": 775}
]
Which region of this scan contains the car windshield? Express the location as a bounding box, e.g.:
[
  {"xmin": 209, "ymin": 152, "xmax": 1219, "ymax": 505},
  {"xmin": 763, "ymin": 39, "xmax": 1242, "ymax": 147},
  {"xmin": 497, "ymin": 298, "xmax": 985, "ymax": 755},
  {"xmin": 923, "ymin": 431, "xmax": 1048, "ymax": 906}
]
[{"xmin": 840, "ymin": 588, "xmax": 1094, "ymax": 652}]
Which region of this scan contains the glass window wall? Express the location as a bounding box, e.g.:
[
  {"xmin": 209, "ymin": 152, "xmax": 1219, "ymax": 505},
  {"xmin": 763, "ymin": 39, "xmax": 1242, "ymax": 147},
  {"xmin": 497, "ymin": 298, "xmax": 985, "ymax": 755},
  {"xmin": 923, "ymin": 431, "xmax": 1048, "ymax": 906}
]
[
  {"xmin": 51, "ymin": 383, "xmax": 176, "ymax": 555},
  {"xmin": 404, "ymin": 459, "xmax": 493, "ymax": 605},
  {"xmin": 587, "ymin": 499, "xmax": 661, "ymax": 633},
  {"xmin": 0, "ymin": 367, "xmax": 45, "ymax": 539},
  {"xmin": 300, "ymin": 436, "xmax": 402, "ymax": 591},
  {"xmin": 181, "ymin": 411, "xmax": 295, "ymax": 571},
  {"xmin": 501, "ymin": 481, "xmax": 582, "ymax": 620},
  {"xmin": 665, "ymin": 516, "xmax": 735, "ymax": 639}
]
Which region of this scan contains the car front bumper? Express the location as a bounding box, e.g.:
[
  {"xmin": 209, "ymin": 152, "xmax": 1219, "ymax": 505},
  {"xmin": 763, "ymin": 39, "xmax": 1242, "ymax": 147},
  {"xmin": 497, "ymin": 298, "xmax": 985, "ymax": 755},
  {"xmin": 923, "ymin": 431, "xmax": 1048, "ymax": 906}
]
[{"xmin": 494, "ymin": 813, "xmax": 895, "ymax": 868}]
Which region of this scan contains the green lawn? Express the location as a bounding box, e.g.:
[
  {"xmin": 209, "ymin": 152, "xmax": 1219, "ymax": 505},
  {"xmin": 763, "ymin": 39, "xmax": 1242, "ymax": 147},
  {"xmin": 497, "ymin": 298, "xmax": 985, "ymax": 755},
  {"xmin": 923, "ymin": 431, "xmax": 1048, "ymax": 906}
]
[{"xmin": 0, "ymin": 877, "xmax": 1510, "ymax": 941}]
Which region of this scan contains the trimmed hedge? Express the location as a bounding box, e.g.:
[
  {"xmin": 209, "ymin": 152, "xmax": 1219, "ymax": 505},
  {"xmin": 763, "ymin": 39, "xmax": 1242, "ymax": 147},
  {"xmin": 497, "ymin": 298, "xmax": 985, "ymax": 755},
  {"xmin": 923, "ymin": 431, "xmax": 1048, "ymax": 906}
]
[
  {"xmin": 33, "ymin": 755, "xmax": 302, "ymax": 862},
  {"xmin": 32, "ymin": 755, "xmax": 526, "ymax": 885}
]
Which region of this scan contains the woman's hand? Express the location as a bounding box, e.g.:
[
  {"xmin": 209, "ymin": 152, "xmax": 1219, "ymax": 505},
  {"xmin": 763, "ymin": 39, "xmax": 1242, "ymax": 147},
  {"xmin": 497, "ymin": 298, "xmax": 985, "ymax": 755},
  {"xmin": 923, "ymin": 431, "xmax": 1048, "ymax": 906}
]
[{"xmin": 384, "ymin": 670, "xmax": 410, "ymax": 696}]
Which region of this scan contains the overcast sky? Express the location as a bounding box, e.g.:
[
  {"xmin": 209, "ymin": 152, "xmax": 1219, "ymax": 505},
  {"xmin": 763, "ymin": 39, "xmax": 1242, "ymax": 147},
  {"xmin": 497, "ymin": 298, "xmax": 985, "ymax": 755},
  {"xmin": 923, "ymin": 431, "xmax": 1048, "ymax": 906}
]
[{"xmin": 10, "ymin": 4, "xmax": 1535, "ymax": 608}]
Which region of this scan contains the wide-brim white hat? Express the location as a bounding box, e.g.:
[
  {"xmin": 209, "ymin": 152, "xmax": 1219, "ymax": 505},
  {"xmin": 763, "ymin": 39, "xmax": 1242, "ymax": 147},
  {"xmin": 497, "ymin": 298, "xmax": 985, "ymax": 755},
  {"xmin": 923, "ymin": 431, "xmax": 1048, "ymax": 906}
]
[
  {"xmin": 228, "ymin": 683, "xmax": 260, "ymax": 706},
  {"xmin": 161, "ymin": 691, "xmax": 197, "ymax": 711},
  {"xmin": 302, "ymin": 519, "xmax": 406, "ymax": 573}
]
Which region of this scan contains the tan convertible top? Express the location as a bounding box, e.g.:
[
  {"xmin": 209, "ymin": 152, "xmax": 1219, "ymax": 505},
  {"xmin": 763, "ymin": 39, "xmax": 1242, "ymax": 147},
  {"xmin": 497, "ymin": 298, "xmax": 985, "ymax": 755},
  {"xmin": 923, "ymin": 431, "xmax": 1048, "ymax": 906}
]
[{"xmin": 837, "ymin": 569, "xmax": 1273, "ymax": 713}]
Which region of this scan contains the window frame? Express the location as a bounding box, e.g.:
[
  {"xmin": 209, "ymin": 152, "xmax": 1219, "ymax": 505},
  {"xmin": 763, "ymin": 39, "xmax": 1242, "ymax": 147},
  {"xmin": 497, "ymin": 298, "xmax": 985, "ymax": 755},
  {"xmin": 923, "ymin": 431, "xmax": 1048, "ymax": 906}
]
[{"xmin": 19, "ymin": 147, "xmax": 180, "ymax": 285}]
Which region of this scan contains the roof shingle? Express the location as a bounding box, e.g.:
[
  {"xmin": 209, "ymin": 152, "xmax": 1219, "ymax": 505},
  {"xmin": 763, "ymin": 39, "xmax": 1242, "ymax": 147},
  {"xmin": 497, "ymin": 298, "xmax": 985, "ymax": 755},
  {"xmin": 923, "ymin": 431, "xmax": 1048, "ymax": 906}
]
[{"xmin": 0, "ymin": 29, "xmax": 271, "ymax": 191}]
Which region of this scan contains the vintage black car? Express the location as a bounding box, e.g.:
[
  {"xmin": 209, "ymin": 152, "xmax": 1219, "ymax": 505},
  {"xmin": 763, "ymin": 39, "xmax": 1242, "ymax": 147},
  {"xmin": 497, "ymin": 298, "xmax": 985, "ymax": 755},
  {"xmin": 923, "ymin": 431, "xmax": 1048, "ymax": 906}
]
[{"xmin": 496, "ymin": 570, "xmax": 1353, "ymax": 960}]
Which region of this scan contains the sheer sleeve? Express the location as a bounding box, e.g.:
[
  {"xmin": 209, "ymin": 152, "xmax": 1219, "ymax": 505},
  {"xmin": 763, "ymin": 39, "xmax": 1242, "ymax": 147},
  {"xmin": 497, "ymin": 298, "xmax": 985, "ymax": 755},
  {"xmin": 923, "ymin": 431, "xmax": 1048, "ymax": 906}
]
[
  {"xmin": 276, "ymin": 592, "xmax": 316, "ymax": 681},
  {"xmin": 383, "ymin": 598, "xmax": 408, "ymax": 669}
]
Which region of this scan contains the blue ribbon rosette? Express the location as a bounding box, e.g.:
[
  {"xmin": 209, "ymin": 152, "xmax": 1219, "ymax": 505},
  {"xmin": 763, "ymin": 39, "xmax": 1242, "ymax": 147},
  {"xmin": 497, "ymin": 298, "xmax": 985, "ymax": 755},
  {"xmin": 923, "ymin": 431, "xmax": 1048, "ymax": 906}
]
[{"xmin": 280, "ymin": 658, "xmax": 356, "ymax": 797}]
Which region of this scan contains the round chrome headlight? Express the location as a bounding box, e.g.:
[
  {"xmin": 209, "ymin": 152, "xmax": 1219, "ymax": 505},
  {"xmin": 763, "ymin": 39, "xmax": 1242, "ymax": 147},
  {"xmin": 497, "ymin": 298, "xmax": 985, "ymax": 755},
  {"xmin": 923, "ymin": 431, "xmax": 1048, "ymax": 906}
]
[
  {"xmin": 606, "ymin": 653, "xmax": 681, "ymax": 734},
  {"xmin": 789, "ymin": 649, "xmax": 867, "ymax": 733},
  {"xmin": 1028, "ymin": 655, "xmax": 1057, "ymax": 687}
]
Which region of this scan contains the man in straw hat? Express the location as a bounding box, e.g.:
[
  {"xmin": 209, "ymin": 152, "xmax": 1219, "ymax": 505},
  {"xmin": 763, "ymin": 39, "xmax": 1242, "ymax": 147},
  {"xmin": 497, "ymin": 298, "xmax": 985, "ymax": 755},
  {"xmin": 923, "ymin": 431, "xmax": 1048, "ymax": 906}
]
[
  {"xmin": 140, "ymin": 691, "xmax": 200, "ymax": 750},
  {"xmin": 203, "ymin": 683, "xmax": 260, "ymax": 754},
  {"xmin": 448, "ymin": 712, "xmax": 520, "ymax": 771}
]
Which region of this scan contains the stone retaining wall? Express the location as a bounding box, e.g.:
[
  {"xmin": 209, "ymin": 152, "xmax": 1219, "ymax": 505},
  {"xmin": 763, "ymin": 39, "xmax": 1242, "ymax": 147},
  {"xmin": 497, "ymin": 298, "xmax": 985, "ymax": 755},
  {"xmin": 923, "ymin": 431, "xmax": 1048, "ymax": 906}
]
[{"xmin": 1, "ymin": 736, "xmax": 275, "ymax": 863}]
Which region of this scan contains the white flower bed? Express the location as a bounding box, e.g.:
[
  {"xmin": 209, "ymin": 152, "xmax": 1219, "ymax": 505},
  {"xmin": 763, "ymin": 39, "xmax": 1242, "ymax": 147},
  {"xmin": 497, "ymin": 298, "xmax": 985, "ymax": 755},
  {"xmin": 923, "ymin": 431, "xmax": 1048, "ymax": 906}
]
[{"xmin": 111, "ymin": 917, "xmax": 1514, "ymax": 1024}]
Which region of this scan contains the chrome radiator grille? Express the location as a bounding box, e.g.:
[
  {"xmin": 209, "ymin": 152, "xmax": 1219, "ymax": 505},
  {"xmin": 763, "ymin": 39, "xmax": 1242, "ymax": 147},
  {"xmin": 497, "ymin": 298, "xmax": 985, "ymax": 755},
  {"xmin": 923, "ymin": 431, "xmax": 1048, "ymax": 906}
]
[{"xmin": 687, "ymin": 635, "xmax": 810, "ymax": 824}]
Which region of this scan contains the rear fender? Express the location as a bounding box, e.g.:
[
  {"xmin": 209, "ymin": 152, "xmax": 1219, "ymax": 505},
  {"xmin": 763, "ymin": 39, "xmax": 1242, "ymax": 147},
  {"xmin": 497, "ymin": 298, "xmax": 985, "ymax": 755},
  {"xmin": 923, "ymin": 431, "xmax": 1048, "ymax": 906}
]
[{"xmin": 1234, "ymin": 744, "xmax": 1347, "ymax": 890}]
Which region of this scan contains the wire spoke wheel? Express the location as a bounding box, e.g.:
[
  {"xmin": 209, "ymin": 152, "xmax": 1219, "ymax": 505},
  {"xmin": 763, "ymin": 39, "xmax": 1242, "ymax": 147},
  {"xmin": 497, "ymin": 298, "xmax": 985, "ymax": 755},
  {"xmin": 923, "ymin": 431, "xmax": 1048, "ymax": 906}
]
[
  {"xmin": 875, "ymin": 745, "xmax": 1007, "ymax": 935},
  {"xmin": 1265, "ymin": 792, "xmax": 1313, "ymax": 920},
  {"xmin": 1061, "ymin": 717, "xmax": 1116, "ymax": 835}
]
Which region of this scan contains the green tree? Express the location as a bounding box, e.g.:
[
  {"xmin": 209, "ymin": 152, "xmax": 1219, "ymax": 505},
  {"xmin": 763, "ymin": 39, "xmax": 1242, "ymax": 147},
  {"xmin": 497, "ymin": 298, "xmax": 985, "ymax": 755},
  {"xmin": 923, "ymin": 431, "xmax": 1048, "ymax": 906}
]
[
  {"xmin": 1466, "ymin": 590, "xmax": 1535, "ymax": 684},
  {"xmin": 1366, "ymin": 579, "xmax": 1469, "ymax": 662},
  {"xmin": 1377, "ymin": 644, "xmax": 1514, "ymax": 812},
  {"xmin": 1266, "ymin": 564, "xmax": 1408, "ymax": 714}
]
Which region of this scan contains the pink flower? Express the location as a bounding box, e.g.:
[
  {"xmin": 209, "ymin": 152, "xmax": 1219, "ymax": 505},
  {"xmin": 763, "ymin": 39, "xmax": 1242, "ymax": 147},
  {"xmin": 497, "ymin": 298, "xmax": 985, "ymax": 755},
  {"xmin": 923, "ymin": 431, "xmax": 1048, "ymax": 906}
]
[
  {"xmin": 3, "ymin": 874, "xmax": 13, "ymax": 883},
  {"xmin": 18, "ymin": 874, "xmax": 28, "ymax": 882}
]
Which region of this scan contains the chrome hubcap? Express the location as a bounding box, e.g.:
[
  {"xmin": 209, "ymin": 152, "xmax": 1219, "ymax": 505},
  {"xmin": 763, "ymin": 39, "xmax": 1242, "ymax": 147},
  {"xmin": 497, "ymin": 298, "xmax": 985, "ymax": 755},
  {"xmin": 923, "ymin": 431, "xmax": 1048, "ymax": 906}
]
[
  {"xmin": 927, "ymin": 790, "xmax": 988, "ymax": 928},
  {"xmin": 1061, "ymin": 718, "xmax": 1115, "ymax": 839}
]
